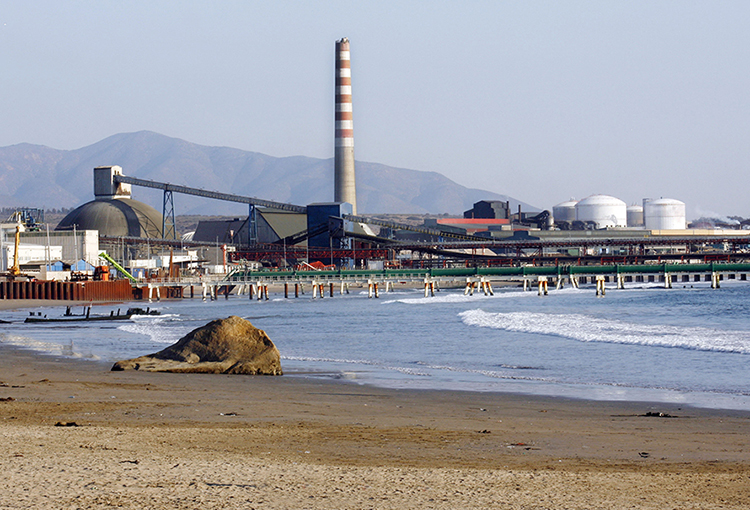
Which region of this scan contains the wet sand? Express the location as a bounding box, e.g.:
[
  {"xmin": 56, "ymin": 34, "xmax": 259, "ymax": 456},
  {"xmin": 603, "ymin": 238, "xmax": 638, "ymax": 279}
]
[{"xmin": 1, "ymin": 344, "xmax": 749, "ymax": 509}]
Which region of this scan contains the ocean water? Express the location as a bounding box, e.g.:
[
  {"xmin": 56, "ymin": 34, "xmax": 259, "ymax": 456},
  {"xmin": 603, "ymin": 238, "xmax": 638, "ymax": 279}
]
[{"xmin": 2, "ymin": 280, "xmax": 750, "ymax": 410}]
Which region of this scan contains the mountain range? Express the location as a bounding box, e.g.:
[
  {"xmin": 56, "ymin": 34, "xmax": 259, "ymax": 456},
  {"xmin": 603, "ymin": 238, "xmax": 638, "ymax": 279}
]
[{"xmin": 0, "ymin": 131, "xmax": 535, "ymax": 216}]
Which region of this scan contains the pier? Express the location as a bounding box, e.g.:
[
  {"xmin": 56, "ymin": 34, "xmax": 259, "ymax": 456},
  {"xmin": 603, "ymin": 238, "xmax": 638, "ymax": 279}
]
[
  {"xmin": 207, "ymin": 261, "xmax": 750, "ymax": 300},
  {"xmin": 3, "ymin": 262, "xmax": 749, "ymax": 304}
]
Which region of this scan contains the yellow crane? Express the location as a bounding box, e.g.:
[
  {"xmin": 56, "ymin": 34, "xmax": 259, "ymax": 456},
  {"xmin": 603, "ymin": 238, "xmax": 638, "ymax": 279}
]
[{"xmin": 8, "ymin": 225, "xmax": 21, "ymax": 277}]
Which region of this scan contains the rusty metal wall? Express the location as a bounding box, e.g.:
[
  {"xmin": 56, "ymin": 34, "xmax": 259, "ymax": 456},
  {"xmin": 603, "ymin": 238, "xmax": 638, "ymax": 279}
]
[{"xmin": 0, "ymin": 279, "xmax": 135, "ymax": 302}]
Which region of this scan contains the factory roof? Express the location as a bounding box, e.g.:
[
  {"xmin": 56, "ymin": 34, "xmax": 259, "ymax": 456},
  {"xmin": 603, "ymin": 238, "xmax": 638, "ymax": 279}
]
[
  {"xmin": 55, "ymin": 198, "xmax": 163, "ymax": 238},
  {"xmin": 258, "ymin": 209, "xmax": 307, "ymax": 240}
]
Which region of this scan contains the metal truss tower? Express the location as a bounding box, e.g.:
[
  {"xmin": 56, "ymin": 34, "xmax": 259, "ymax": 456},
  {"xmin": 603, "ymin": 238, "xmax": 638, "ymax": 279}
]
[{"xmin": 162, "ymin": 190, "xmax": 177, "ymax": 240}]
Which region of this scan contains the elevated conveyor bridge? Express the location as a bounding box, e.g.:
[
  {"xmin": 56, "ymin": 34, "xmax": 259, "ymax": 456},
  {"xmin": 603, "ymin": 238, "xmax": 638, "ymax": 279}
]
[
  {"xmin": 114, "ymin": 174, "xmax": 307, "ymax": 242},
  {"xmin": 342, "ymin": 214, "xmax": 496, "ymax": 242}
]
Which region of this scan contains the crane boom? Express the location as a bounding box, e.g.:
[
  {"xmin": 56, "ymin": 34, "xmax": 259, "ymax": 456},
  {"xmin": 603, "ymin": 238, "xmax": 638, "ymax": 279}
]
[
  {"xmin": 99, "ymin": 252, "xmax": 137, "ymax": 283},
  {"xmin": 9, "ymin": 226, "xmax": 21, "ymax": 276}
]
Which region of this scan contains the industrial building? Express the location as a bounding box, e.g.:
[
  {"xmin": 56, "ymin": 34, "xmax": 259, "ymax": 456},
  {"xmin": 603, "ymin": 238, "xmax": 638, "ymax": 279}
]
[
  {"xmin": 189, "ymin": 210, "xmax": 307, "ymax": 246},
  {"xmin": 43, "ymin": 158, "xmax": 747, "ymax": 273},
  {"xmin": 464, "ymin": 200, "xmax": 510, "ymax": 220},
  {"xmin": 552, "ymin": 194, "xmax": 686, "ymax": 231},
  {"xmin": 1, "ymin": 219, "xmax": 99, "ymax": 280},
  {"xmin": 56, "ymin": 166, "xmax": 164, "ymax": 239}
]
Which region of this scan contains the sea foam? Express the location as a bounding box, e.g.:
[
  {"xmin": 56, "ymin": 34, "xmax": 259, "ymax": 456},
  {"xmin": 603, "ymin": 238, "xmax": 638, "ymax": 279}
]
[{"xmin": 459, "ymin": 309, "xmax": 750, "ymax": 354}]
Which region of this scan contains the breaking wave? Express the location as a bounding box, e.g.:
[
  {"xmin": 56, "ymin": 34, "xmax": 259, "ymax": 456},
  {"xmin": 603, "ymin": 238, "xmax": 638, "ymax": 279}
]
[
  {"xmin": 381, "ymin": 289, "xmax": 537, "ymax": 305},
  {"xmin": 459, "ymin": 309, "xmax": 750, "ymax": 354},
  {"xmin": 117, "ymin": 321, "xmax": 189, "ymax": 345}
]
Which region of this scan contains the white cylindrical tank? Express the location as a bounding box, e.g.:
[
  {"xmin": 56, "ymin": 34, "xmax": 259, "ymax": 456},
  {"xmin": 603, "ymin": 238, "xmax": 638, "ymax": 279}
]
[
  {"xmin": 627, "ymin": 204, "xmax": 644, "ymax": 227},
  {"xmin": 552, "ymin": 199, "xmax": 578, "ymax": 223},
  {"xmin": 644, "ymin": 198, "xmax": 686, "ymax": 230},
  {"xmin": 575, "ymin": 194, "xmax": 627, "ymax": 228}
]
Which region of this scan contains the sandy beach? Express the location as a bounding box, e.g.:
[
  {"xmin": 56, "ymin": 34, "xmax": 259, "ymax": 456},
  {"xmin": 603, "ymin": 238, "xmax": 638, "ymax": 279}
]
[{"xmin": 0, "ymin": 341, "xmax": 748, "ymax": 510}]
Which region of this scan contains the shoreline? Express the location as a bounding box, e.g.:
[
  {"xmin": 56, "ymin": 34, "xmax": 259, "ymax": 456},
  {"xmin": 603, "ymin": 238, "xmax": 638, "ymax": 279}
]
[
  {"xmin": 4, "ymin": 294, "xmax": 750, "ymax": 414},
  {"xmin": 7, "ymin": 341, "xmax": 750, "ymax": 415},
  {"xmin": 7, "ymin": 339, "xmax": 750, "ymax": 414},
  {"xmin": 3, "ymin": 343, "xmax": 750, "ymax": 453},
  {"xmin": 2, "ymin": 345, "xmax": 749, "ymax": 508}
]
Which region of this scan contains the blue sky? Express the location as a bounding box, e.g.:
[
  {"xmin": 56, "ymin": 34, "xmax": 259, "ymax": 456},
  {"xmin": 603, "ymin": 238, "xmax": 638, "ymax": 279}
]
[{"xmin": 2, "ymin": 1, "xmax": 749, "ymax": 219}]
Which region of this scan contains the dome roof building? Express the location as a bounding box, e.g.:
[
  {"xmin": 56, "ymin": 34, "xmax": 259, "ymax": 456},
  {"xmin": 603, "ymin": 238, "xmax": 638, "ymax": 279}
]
[
  {"xmin": 56, "ymin": 197, "xmax": 164, "ymax": 238},
  {"xmin": 55, "ymin": 165, "xmax": 165, "ymax": 238}
]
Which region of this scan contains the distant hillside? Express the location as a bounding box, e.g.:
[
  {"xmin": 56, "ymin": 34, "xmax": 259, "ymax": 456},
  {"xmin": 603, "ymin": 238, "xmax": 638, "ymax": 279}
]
[{"xmin": 0, "ymin": 131, "xmax": 536, "ymax": 216}]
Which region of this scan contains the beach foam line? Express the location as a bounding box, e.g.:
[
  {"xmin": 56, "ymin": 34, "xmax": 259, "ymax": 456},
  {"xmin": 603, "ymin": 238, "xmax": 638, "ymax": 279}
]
[
  {"xmin": 459, "ymin": 309, "xmax": 750, "ymax": 354},
  {"xmin": 0, "ymin": 332, "xmax": 100, "ymax": 360},
  {"xmin": 282, "ymin": 355, "xmax": 430, "ymax": 376},
  {"xmin": 410, "ymin": 360, "xmax": 750, "ymax": 395},
  {"xmin": 283, "ymin": 356, "xmax": 554, "ymax": 381},
  {"xmin": 117, "ymin": 322, "xmax": 190, "ymax": 345}
]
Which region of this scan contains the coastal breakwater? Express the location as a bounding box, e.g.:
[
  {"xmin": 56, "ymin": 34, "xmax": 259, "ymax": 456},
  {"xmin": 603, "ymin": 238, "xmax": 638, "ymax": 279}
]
[{"xmin": 0, "ymin": 279, "xmax": 133, "ymax": 302}]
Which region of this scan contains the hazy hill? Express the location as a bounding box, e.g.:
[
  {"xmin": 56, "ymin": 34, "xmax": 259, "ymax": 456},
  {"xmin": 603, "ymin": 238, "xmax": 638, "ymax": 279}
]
[{"xmin": 0, "ymin": 131, "xmax": 536, "ymax": 215}]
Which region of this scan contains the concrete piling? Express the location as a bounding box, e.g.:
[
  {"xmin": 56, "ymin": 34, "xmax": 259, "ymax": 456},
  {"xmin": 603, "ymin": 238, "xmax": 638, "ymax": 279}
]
[
  {"xmin": 538, "ymin": 277, "xmax": 548, "ymax": 296},
  {"xmin": 596, "ymin": 276, "xmax": 606, "ymax": 296},
  {"xmin": 367, "ymin": 280, "xmax": 380, "ymax": 299},
  {"xmin": 424, "ymin": 278, "xmax": 436, "ymax": 297}
]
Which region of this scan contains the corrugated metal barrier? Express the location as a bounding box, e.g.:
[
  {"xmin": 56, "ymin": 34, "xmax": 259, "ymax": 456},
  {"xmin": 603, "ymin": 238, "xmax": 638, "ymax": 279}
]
[{"xmin": 0, "ymin": 279, "xmax": 134, "ymax": 302}]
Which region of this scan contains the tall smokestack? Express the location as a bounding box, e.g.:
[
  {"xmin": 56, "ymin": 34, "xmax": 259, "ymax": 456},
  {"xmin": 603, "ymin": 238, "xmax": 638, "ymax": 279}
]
[{"xmin": 334, "ymin": 37, "xmax": 357, "ymax": 214}]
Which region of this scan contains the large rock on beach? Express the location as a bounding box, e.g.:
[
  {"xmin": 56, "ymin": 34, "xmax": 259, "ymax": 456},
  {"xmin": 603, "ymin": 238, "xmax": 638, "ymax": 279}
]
[{"xmin": 111, "ymin": 316, "xmax": 282, "ymax": 375}]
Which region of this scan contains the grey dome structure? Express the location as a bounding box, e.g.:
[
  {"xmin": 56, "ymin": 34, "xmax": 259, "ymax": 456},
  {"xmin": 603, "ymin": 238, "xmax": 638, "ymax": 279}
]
[{"xmin": 56, "ymin": 197, "xmax": 164, "ymax": 238}]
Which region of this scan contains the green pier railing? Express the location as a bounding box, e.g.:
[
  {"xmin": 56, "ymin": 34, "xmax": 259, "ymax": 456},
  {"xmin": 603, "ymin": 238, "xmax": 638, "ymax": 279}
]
[{"xmin": 225, "ymin": 262, "xmax": 750, "ymax": 283}]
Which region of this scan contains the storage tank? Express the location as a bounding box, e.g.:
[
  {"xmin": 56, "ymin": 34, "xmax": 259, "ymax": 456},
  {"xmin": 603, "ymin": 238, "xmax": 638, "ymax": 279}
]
[
  {"xmin": 552, "ymin": 199, "xmax": 578, "ymax": 223},
  {"xmin": 575, "ymin": 194, "xmax": 627, "ymax": 228},
  {"xmin": 644, "ymin": 198, "xmax": 686, "ymax": 230},
  {"xmin": 626, "ymin": 204, "xmax": 644, "ymax": 227}
]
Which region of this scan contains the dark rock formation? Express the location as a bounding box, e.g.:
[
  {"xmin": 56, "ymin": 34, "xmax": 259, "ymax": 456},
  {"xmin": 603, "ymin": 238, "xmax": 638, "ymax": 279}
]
[{"xmin": 112, "ymin": 316, "xmax": 282, "ymax": 375}]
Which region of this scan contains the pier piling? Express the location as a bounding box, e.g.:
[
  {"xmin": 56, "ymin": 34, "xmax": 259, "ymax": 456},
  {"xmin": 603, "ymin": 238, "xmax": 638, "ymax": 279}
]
[
  {"xmin": 538, "ymin": 277, "xmax": 548, "ymax": 296},
  {"xmin": 596, "ymin": 276, "xmax": 606, "ymax": 296}
]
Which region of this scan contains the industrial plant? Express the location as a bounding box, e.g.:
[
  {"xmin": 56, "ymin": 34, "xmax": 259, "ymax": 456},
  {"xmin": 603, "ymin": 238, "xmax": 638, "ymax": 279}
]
[
  {"xmin": 2, "ymin": 38, "xmax": 750, "ymax": 303},
  {"xmin": 551, "ymin": 195, "xmax": 688, "ymax": 231}
]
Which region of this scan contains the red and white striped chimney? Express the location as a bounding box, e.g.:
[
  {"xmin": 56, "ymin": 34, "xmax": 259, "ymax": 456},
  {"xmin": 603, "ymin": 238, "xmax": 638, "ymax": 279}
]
[{"xmin": 334, "ymin": 37, "xmax": 357, "ymax": 214}]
